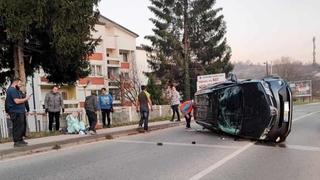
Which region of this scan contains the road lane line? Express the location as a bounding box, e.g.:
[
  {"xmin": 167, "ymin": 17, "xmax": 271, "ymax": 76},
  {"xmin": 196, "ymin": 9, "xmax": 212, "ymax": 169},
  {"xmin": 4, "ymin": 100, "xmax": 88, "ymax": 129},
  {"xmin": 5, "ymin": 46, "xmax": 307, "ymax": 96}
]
[
  {"xmin": 188, "ymin": 142, "xmax": 254, "ymax": 180},
  {"xmin": 293, "ymin": 111, "xmax": 320, "ymax": 122},
  {"xmin": 112, "ymin": 139, "xmax": 241, "ymax": 149},
  {"xmin": 284, "ymin": 145, "xmax": 320, "ymax": 152}
]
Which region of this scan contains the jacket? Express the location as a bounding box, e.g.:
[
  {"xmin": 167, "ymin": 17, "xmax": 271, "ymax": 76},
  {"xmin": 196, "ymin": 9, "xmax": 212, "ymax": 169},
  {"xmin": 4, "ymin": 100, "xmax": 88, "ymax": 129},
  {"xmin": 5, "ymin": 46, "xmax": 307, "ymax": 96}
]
[
  {"xmin": 98, "ymin": 93, "xmax": 113, "ymax": 110},
  {"xmin": 85, "ymin": 95, "xmax": 98, "ymax": 112},
  {"xmin": 170, "ymin": 90, "xmax": 181, "ymax": 105},
  {"xmin": 44, "ymin": 92, "xmax": 64, "ymax": 112}
]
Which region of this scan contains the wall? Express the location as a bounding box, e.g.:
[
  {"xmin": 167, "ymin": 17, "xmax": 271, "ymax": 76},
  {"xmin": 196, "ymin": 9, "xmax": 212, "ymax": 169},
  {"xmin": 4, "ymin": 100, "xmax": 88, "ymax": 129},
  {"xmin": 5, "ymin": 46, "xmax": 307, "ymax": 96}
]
[{"xmin": 135, "ymin": 48, "xmax": 151, "ymax": 85}]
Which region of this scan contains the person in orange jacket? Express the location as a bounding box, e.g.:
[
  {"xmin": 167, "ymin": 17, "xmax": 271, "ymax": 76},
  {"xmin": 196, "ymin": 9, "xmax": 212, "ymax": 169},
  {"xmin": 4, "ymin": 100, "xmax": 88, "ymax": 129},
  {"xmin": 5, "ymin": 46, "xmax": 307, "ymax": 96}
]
[{"xmin": 180, "ymin": 100, "xmax": 194, "ymax": 129}]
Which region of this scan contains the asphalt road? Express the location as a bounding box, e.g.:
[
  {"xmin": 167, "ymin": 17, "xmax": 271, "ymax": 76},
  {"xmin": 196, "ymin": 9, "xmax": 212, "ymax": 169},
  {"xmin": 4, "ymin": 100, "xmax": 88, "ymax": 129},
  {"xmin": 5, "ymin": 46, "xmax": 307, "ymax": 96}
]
[{"xmin": 0, "ymin": 103, "xmax": 319, "ymax": 180}]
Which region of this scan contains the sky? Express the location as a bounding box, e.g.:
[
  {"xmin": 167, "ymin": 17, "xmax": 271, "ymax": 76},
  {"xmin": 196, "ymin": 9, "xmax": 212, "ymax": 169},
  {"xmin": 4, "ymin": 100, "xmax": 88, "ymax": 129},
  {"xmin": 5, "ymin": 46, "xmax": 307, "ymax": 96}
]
[{"xmin": 98, "ymin": 0, "xmax": 320, "ymax": 63}]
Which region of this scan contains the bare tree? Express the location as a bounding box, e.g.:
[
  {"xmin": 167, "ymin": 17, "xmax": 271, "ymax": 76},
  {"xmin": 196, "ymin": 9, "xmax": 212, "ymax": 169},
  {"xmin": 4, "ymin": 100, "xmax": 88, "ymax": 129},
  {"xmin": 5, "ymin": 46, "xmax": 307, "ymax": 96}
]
[{"xmin": 272, "ymin": 57, "xmax": 302, "ymax": 81}]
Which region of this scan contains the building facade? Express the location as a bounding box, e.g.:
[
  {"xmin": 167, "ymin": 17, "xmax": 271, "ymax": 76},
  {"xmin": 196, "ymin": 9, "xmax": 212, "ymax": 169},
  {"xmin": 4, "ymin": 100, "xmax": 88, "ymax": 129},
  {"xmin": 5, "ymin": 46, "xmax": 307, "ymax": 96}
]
[
  {"xmin": 135, "ymin": 46, "xmax": 152, "ymax": 86},
  {"xmin": 27, "ymin": 15, "xmax": 139, "ymax": 110}
]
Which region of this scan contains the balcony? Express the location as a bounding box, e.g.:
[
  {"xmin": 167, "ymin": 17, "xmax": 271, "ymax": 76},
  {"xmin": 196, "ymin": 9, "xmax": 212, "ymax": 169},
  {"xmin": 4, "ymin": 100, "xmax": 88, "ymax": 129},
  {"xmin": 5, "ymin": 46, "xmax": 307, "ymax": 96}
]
[
  {"xmin": 88, "ymin": 53, "xmax": 103, "ymax": 61},
  {"xmin": 107, "ymin": 60, "xmax": 120, "ymax": 67},
  {"xmin": 79, "ymin": 77, "xmax": 104, "ymax": 85},
  {"xmin": 121, "ymin": 62, "xmax": 130, "ymax": 69},
  {"xmin": 108, "ymin": 81, "xmax": 119, "ymax": 87}
]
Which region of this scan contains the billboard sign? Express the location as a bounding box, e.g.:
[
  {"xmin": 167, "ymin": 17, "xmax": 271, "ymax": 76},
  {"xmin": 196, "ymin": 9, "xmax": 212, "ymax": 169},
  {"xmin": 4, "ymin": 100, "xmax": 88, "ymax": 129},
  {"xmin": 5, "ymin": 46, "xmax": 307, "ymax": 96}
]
[
  {"xmin": 289, "ymin": 80, "xmax": 312, "ymax": 97},
  {"xmin": 197, "ymin": 73, "xmax": 226, "ymax": 91}
]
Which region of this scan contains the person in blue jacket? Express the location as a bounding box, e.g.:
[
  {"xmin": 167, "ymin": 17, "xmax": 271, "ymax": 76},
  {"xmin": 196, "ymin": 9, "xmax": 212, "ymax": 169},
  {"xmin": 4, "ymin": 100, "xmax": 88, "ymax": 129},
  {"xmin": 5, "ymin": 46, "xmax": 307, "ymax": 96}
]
[{"xmin": 98, "ymin": 88, "xmax": 113, "ymax": 128}]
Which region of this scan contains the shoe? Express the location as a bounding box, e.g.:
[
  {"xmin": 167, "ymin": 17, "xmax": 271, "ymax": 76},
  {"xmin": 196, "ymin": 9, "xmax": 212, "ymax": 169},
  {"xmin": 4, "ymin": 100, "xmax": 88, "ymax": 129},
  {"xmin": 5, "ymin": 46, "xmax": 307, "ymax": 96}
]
[
  {"xmin": 89, "ymin": 130, "xmax": 97, "ymax": 135},
  {"xmin": 14, "ymin": 141, "xmax": 28, "ymax": 147},
  {"xmin": 21, "ymin": 140, "xmax": 28, "ymax": 145},
  {"xmin": 170, "ymin": 120, "xmax": 174, "ymax": 122},
  {"xmin": 103, "ymin": 125, "xmax": 107, "ymax": 128},
  {"xmin": 176, "ymin": 120, "xmax": 181, "ymax": 122},
  {"xmin": 107, "ymin": 124, "xmax": 111, "ymax": 128}
]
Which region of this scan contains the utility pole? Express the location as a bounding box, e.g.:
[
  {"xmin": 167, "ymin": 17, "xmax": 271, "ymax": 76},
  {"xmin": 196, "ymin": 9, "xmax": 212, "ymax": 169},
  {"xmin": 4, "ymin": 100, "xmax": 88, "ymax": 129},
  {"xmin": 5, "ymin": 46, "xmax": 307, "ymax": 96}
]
[
  {"xmin": 265, "ymin": 61, "xmax": 269, "ymax": 76},
  {"xmin": 313, "ymin": 36, "xmax": 316, "ymax": 65},
  {"xmin": 183, "ymin": 0, "xmax": 191, "ymax": 100}
]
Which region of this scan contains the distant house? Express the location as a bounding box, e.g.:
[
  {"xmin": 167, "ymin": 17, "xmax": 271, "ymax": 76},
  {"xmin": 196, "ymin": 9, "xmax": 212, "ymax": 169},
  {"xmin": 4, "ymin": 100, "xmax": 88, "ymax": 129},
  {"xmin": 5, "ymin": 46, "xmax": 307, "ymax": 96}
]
[{"xmin": 135, "ymin": 46, "xmax": 152, "ymax": 85}]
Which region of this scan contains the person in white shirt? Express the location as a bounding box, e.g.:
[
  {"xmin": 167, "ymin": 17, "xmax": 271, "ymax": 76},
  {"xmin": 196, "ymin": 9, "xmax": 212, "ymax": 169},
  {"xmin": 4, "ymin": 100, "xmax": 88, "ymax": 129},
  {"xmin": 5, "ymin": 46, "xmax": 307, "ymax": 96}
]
[{"xmin": 168, "ymin": 85, "xmax": 181, "ymax": 122}]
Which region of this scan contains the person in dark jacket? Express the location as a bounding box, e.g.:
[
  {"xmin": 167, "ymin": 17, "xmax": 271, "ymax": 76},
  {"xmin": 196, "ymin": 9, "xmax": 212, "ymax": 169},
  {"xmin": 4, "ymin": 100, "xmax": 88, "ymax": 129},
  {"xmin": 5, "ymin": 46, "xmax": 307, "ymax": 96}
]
[
  {"xmin": 136, "ymin": 85, "xmax": 153, "ymax": 131},
  {"xmin": 5, "ymin": 78, "xmax": 32, "ymax": 147},
  {"xmin": 19, "ymin": 91, "xmax": 30, "ymax": 138},
  {"xmin": 85, "ymin": 92, "xmax": 98, "ymax": 135},
  {"xmin": 44, "ymin": 86, "xmax": 64, "ymax": 131}
]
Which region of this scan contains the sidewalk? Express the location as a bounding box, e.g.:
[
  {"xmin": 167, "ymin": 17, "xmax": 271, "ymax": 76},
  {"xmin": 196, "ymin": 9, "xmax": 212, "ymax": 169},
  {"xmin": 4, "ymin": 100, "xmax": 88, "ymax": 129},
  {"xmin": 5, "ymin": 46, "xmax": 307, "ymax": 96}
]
[{"xmin": 0, "ymin": 120, "xmax": 184, "ymax": 160}]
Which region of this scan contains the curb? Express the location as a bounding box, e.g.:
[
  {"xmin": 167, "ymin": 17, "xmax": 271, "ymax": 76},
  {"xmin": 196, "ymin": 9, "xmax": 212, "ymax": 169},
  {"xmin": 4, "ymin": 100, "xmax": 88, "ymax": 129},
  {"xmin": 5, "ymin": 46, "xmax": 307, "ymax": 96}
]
[{"xmin": 0, "ymin": 121, "xmax": 185, "ymax": 160}]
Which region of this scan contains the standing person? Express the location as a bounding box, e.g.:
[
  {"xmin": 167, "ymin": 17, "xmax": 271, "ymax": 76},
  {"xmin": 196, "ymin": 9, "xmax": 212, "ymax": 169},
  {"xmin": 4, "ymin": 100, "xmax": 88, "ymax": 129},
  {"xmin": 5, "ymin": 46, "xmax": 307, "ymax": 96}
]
[
  {"xmin": 19, "ymin": 91, "xmax": 30, "ymax": 138},
  {"xmin": 169, "ymin": 86, "xmax": 181, "ymax": 122},
  {"xmin": 136, "ymin": 85, "xmax": 153, "ymax": 131},
  {"xmin": 44, "ymin": 86, "xmax": 64, "ymax": 131},
  {"xmin": 5, "ymin": 78, "xmax": 31, "ymax": 147},
  {"xmin": 98, "ymin": 88, "xmax": 113, "ymax": 128},
  {"xmin": 85, "ymin": 92, "xmax": 98, "ymax": 135},
  {"xmin": 180, "ymin": 100, "xmax": 194, "ymax": 129}
]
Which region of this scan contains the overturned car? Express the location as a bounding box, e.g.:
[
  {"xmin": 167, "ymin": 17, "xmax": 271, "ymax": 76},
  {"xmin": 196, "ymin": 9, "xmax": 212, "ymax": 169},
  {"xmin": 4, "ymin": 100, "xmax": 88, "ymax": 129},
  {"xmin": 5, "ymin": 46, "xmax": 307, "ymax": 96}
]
[{"xmin": 194, "ymin": 75, "xmax": 292, "ymax": 143}]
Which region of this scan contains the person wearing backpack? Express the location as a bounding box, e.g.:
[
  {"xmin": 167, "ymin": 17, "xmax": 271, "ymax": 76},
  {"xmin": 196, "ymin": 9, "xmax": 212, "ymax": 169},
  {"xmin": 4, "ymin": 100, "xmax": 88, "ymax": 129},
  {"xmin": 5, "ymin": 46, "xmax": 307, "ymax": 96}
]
[{"xmin": 98, "ymin": 88, "xmax": 113, "ymax": 128}]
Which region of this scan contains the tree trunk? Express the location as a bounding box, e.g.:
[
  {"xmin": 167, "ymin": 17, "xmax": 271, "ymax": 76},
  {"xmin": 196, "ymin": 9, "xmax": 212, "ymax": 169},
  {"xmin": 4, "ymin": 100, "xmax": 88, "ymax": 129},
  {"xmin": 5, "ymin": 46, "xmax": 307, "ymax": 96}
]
[
  {"xmin": 13, "ymin": 40, "xmax": 27, "ymax": 93},
  {"xmin": 183, "ymin": 0, "xmax": 191, "ymax": 100}
]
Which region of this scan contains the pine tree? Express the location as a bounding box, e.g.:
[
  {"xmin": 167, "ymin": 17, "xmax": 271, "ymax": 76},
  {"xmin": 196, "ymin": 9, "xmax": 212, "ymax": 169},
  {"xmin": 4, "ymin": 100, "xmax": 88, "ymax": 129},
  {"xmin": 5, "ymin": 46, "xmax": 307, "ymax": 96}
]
[
  {"xmin": 147, "ymin": 74, "xmax": 166, "ymax": 105},
  {"xmin": 0, "ymin": 0, "xmax": 100, "ymax": 90},
  {"xmin": 145, "ymin": 0, "xmax": 233, "ymax": 99}
]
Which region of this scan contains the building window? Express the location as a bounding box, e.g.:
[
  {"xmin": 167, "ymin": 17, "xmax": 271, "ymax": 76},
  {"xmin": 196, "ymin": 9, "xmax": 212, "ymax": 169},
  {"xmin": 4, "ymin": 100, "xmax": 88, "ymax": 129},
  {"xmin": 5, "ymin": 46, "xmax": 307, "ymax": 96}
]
[
  {"xmin": 120, "ymin": 51, "xmax": 128, "ymax": 62},
  {"xmin": 96, "ymin": 65, "xmax": 102, "ymax": 76},
  {"xmin": 90, "ymin": 65, "xmax": 103, "ymax": 77},
  {"xmin": 90, "ymin": 65, "xmax": 96, "ymax": 76},
  {"xmin": 91, "ymin": 90, "xmax": 102, "ymax": 96},
  {"xmin": 61, "ymin": 92, "xmax": 68, "ymax": 100},
  {"xmin": 122, "ymin": 72, "xmax": 129, "ymax": 80},
  {"xmin": 109, "ymin": 89, "xmax": 120, "ymax": 100}
]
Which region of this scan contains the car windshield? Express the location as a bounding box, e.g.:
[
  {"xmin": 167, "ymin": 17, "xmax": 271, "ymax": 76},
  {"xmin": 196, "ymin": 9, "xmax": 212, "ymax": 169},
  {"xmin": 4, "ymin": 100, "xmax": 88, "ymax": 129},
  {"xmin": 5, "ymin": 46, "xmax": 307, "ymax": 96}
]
[{"xmin": 217, "ymin": 86, "xmax": 242, "ymax": 135}]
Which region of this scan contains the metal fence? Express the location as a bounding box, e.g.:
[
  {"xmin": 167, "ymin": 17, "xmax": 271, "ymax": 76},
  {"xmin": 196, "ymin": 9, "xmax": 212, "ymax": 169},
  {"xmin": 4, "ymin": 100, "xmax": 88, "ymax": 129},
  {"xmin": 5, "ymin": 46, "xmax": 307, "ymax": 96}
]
[
  {"xmin": 0, "ymin": 98, "xmax": 10, "ymax": 138},
  {"xmin": 0, "ymin": 103, "xmax": 171, "ymax": 139}
]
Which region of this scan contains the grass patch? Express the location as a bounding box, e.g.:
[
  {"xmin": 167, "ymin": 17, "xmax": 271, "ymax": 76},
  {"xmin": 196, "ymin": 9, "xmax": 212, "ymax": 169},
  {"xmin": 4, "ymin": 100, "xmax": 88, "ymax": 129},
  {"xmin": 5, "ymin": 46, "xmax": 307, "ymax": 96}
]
[
  {"xmin": 0, "ymin": 131, "xmax": 62, "ymax": 144},
  {"xmin": 293, "ymin": 98, "xmax": 320, "ymax": 105}
]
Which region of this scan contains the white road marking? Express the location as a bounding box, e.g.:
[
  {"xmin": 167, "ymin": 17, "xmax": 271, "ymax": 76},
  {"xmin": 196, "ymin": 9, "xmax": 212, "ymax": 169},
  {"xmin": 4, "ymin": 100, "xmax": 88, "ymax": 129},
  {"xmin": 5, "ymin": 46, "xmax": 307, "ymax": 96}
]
[
  {"xmin": 112, "ymin": 139, "xmax": 241, "ymax": 149},
  {"xmin": 188, "ymin": 111, "xmax": 320, "ymax": 179},
  {"xmin": 293, "ymin": 111, "xmax": 320, "ymax": 122},
  {"xmin": 189, "ymin": 142, "xmax": 254, "ymax": 180},
  {"xmin": 284, "ymin": 145, "xmax": 320, "ymax": 152}
]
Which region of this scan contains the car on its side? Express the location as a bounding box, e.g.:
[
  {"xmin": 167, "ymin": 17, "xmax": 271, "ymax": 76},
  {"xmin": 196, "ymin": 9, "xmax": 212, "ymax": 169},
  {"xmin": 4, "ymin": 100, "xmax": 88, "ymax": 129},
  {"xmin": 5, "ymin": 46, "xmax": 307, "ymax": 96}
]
[{"xmin": 194, "ymin": 75, "xmax": 292, "ymax": 143}]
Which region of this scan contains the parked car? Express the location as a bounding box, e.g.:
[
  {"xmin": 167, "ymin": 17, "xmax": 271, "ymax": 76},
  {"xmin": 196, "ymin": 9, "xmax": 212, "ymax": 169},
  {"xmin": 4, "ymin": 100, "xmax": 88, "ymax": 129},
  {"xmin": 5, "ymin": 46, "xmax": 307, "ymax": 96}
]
[{"xmin": 194, "ymin": 75, "xmax": 292, "ymax": 143}]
